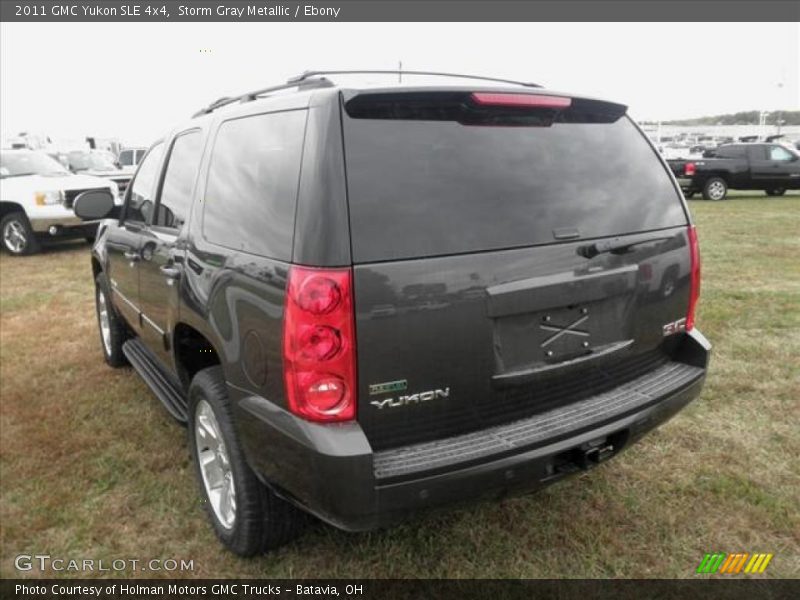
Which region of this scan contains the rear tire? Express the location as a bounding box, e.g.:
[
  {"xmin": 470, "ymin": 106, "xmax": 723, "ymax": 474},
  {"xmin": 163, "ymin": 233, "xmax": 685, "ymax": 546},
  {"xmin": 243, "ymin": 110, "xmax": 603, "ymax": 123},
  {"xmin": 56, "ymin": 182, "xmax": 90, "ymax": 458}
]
[
  {"xmin": 95, "ymin": 273, "xmax": 129, "ymax": 367},
  {"xmin": 1, "ymin": 212, "xmax": 41, "ymax": 255},
  {"xmin": 702, "ymin": 177, "xmax": 727, "ymax": 201},
  {"xmin": 188, "ymin": 366, "xmax": 304, "ymax": 556},
  {"xmin": 765, "ymin": 188, "xmax": 786, "ymax": 197}
]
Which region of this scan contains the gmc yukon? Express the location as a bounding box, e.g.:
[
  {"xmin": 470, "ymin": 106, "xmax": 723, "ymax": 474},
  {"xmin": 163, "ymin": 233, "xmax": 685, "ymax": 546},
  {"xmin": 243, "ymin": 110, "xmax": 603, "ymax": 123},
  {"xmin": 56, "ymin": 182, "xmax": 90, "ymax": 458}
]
[{"xmin": 78, "ymin": 70, "xmax": 711, "ymax": 556}]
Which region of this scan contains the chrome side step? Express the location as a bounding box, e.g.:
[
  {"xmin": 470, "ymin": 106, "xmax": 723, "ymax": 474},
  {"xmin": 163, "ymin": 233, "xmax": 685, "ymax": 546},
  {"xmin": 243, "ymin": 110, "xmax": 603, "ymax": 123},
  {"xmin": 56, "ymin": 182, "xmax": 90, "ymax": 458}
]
[{"xmin": 122, "ymin": 338, "xmax": 188, "ymax": 423}]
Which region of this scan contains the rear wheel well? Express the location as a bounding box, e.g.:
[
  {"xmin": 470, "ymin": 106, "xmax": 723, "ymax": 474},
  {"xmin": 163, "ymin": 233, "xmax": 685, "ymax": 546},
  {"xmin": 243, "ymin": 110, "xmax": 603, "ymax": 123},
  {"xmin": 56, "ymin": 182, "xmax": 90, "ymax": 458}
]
[
  {"xmin": 0, "ymin": 202, "xmax": 26, "ymax": 220},
  {"xmin": 704, "ymin": 172, "xmax": 728, "ymax": 184},
  {"xmin": 173, "ymin": 324, "xmax": 221, "ymax": 389}
]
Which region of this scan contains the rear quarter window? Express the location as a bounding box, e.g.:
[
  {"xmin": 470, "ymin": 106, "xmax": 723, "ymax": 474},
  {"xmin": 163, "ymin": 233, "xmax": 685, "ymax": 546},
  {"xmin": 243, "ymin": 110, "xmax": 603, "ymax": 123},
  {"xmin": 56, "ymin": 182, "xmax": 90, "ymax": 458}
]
[
  {"xmin": 343, "ymin": 105, "xmax": 687, "ymax": 262},
  {"xmin": 202, "ymin": 109, "xmax": 307, "ymax": 260}
]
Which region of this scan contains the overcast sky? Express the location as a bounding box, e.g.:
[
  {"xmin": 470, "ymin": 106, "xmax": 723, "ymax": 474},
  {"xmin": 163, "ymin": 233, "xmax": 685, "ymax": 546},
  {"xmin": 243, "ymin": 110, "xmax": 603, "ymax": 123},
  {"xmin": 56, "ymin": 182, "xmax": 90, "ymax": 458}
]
[{"xmin": 1, "ymin": 22, "xmax": 798, "ymax": 146}]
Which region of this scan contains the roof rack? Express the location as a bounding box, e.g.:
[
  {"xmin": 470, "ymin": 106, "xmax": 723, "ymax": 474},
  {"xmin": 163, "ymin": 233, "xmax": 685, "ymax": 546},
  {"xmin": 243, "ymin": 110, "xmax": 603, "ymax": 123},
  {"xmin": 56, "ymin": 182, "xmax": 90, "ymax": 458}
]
[
  {"xmin": 288, "ymin": 69, "xmax": 541, "ymax": 88},
  {"xmin": 192, "ymin": 70, "xmax": 541, "ymax": 118},
  {"xmin": 191, "ymin": 76, "xmax": 334, "ymax": 118}
]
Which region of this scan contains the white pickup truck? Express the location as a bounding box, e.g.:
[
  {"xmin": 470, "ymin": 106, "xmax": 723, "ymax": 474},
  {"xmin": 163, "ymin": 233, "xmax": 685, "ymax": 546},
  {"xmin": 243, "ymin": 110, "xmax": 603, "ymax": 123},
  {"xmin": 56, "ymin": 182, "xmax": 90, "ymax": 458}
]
[{"xmin": 0, "ymin": 149, "xmax": 120, "ymax": 255}]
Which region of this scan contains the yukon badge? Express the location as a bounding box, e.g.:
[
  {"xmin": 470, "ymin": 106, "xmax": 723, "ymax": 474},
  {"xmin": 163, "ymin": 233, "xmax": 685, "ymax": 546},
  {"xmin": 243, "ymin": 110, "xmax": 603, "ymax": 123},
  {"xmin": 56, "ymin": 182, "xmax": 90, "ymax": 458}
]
[{"xmin": 370, "ymin": 388, "xmax": 450, "ymax": 410}]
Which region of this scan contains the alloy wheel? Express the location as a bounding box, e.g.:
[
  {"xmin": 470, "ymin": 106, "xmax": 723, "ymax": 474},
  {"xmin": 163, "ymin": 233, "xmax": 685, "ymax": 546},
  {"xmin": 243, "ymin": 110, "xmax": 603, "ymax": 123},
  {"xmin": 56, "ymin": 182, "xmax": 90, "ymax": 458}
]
[
  {"xmin": 708, "ymin": 181, "xmax": 725, "ymax": 200},
  {"xmin": 96, "ymin": 289, "xmax": 112, "ymax": 356},
  {"xmin": 195, "ymin": 399, "xmax": 237, "ymax": 529},
  {"xmin": 3, "ymin": 220, "xmax": 27, "ymax": 253}
]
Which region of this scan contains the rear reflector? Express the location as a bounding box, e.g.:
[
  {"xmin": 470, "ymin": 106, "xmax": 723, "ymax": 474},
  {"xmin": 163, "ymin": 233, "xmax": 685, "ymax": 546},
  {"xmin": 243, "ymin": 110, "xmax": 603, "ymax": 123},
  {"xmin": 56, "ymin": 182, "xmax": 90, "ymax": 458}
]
[
  {"xmin": 685, "ymin": 162, "xmax": 696, "ymax": 177},
  {"xmin": 470, "ymin": 92, "xmax": 572, "ymax": 109},
  {"xmin": 686, "ymin": 226, "xmax": 701, "ymax": 331},
  {"xmin": 283, "ymin": 267, "xmax": 357, "ymax": 422}
]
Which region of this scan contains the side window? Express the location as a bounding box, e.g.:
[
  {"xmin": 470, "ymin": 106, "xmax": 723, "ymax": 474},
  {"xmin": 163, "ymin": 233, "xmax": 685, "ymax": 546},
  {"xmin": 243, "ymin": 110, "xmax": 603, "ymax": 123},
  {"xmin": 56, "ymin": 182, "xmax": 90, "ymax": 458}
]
[
  {"xmin": 125, "ymin": 143, "xmax": 164, "ymax": 223},
  {"xmin": 769, "ymin": 145, "xmax": 794, "ymax": 161},
  {"xmin": 119, "ymin": 150, "xmax": 133, "ymax": 167},
  {"xmin": 747, "ymin": 145, "xmax": 767, "ymax": 161},
  {"xmin": 154, "ymin": 131, "xmax": 204, "ymax": 230},
  {"xmin": 202, "ymin": 110, "xmax": 307, "ymax": 259},
  {"xmin": 716, "ymin": 145, "xmax": 745, "ymax": 159}
]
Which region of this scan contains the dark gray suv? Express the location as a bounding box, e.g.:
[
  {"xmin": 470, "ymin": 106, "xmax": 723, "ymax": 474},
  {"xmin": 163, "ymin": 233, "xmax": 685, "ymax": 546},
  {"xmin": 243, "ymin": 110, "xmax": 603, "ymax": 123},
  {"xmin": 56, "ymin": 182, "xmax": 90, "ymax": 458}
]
[{"xmin": 81, "ymin": 71, "xmax": 711, "ymax": 556}]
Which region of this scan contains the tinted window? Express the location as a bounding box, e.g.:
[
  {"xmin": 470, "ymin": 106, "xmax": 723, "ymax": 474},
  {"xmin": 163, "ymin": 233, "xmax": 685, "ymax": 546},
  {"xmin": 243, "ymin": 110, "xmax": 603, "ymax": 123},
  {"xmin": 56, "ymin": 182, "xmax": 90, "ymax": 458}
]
[
  {"xmin": 202, "ymin": 110, "xmax": 306, "ymax": 259},
  {"xmin": 714, "ymin": 145, "xmax": 746, "ymax": 158},
  {"xmin": 118, "ymin": 150, "xmax": 134, "ymax": 166},
  {"xmin": 126, "ymin": 144, "xmax": 164, "ymax": 222},
  {"xmin": 343, "ymin": 109, "xmax": 686, "ymax": 262},
  {"xmin": 747, "ymin": 145, "xmax": 767, "ymax": 160},
  {"xmin": 769, "ymin": 145, "xmax": 794, "ymax": 161},
  {"xmin": 155, "ymin": 131, "xmax": 203, "ymax": 229}
]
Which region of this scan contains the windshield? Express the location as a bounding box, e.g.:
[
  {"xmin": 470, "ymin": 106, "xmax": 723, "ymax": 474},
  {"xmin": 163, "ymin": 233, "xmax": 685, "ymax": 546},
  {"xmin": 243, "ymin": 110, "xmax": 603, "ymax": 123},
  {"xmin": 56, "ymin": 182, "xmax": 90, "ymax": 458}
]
[
  {"xmin": 0, "ymin": 151, "xmax": 70, "ymax": 178},
  {"xmin": 67, "ymin": 150, "xmax": 117, "ymax": 172}
]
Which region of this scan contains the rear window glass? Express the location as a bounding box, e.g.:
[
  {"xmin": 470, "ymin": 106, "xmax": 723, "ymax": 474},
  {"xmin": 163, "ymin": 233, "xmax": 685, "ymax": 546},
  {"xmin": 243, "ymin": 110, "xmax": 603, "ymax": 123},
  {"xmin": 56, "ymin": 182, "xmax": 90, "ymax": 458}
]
[
  {"xmin": 712, "ymin": 145, "xmax": 746, "ymax": 158},
  {"xmin": 202, "ymin": 110, "xmax": 307, "ymax": 260},
  {"xmin": 343, "ymin": 97, "xmax": 686, "ymax": 262}
]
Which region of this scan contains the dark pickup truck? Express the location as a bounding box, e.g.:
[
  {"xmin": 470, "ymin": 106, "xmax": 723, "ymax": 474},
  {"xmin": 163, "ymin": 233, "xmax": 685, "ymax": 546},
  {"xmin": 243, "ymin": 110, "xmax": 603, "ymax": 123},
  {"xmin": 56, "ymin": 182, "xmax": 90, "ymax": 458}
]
[{"xmin": 668, "ymin": 143, "xmax": 800, "ymax": 200}]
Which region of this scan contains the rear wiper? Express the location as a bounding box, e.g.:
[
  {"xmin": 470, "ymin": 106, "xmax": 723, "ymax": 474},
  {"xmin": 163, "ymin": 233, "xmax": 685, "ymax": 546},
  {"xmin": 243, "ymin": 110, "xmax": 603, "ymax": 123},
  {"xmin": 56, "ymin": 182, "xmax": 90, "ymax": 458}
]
[{"xmin": 577, "ymin": 236, "xmax": 672, "ymax": 259}]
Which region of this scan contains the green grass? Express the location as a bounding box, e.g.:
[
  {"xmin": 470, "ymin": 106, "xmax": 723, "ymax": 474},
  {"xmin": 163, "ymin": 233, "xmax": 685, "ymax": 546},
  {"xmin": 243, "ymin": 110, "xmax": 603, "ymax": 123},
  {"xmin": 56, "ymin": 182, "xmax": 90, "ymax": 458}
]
[{"xmin": 1, "ymin": 193, "xmax": 799, "ymax": 579}]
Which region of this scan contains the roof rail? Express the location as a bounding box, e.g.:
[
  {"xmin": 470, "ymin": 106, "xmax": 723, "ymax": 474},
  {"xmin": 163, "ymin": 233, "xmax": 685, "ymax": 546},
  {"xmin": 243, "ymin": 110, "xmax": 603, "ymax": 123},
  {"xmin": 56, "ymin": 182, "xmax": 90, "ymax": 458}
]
[
  {"xmin": 288, "ymin": 69, "xmax": 542, "ymax": 88},
  {"xmin": 191, "ymin": 76, "xmax": 334, "ymax": 118},
  {"xmin": 192, "ymin": 70, "xmax": 541, "ymax": 118}
]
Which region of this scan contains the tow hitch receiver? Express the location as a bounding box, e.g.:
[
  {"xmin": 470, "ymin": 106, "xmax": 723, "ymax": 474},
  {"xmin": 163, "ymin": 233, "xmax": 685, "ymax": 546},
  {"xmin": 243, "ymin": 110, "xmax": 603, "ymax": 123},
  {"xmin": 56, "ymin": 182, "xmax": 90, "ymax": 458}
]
[
  {"xmin": 551, "ymin": 430, "xmax": 628, "ymax": 476},
  {"xmin": 579, "ymin": 438, "xmax": 617, "ymax": 468}
]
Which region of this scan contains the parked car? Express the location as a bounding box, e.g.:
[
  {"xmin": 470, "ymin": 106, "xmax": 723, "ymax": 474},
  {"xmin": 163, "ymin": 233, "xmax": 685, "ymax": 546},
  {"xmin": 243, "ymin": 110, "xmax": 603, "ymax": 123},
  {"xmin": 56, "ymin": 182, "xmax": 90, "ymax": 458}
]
[
  {"xmin": 66, "ymin": 149, "xmax": 133, "ymax": 196},
  {"xmin": 81, "ymin": 71, "xmax": 710, "ymax": 556},
  {"xmin": 668, "ymin": 142, "xmax": 800, "ymax": 200},
  {"xmin": 0, "ymin": 150, "xmax": 119, "ymax": 255}
]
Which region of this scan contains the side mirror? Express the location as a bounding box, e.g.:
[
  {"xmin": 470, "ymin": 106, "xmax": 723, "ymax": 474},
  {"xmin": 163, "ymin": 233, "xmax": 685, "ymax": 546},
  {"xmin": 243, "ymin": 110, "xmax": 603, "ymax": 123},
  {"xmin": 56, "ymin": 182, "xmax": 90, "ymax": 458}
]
[{"xmin": 73, "ymin": 189, "xmax": 116, "ymax": 220}]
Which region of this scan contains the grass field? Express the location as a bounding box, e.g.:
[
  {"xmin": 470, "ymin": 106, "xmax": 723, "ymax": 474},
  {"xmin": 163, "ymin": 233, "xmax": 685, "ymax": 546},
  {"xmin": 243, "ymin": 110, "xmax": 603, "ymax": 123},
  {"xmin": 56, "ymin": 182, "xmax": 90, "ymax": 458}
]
[{"xmin": 1, "ymin": 193, "xmax": 798, "ymax": 579}]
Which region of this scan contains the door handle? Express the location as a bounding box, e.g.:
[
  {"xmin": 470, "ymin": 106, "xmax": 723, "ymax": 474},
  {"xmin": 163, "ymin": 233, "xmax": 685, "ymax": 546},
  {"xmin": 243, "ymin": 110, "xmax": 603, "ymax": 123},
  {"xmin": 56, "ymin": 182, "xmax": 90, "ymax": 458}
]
[
  {"xmin": 160, "ymin": 265, "xmax": 182, "ymax": 280},
  {"xmin": 123, "ymin": 250, "xmax": 140, "ymax": 262}
]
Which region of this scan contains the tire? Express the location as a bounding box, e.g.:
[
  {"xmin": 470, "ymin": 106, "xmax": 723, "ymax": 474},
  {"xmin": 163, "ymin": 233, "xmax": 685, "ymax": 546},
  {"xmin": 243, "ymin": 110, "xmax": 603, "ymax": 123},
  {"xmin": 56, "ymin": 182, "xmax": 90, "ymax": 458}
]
[
  {"xmin": 702, "ymin": 177, "xmax": 727, "ymax": 201},
  {"xmin": 765, "ymin": 188, "xmax": 786, "ymax": 197},
  {"xmin": 188, "ymin": 366, "xmax": 303, "ymax": 556},
  {"xmin": 1, "ymin": 212, "xmax": 41, "ymax": 255},
  {"xmin": 94, "ymin": 273, "xmax": 129, "ymax": 367}
]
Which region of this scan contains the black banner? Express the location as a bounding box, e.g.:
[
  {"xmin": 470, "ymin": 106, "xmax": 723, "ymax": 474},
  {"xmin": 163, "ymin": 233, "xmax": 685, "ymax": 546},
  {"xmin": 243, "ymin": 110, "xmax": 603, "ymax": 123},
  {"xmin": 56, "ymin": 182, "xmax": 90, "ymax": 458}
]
[
  {"xmin": 1, "ymin": 0, "xmax": 799, "ymax": 22},
  {"xmin": 2, "ymin": 579, "xmax": 800, "ymax": 600}
]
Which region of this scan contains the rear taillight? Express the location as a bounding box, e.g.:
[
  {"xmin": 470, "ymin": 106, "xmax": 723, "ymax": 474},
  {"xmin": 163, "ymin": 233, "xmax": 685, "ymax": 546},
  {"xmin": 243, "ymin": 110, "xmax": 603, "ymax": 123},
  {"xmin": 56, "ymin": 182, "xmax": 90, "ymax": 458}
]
[
  {"xmin": 283, "ymin": 267, "xmax": 357, "ymax": 422},
  {"xmin": 685, "ymin": 162, "xmax": 696, "ymax": 176},
  {"xmin": 470, "ymin": 92, "xmax": 572, "ymax": 109},
  {"xmin": 686, "ymin": 226, "xmax": 701, "ymax": 331}
]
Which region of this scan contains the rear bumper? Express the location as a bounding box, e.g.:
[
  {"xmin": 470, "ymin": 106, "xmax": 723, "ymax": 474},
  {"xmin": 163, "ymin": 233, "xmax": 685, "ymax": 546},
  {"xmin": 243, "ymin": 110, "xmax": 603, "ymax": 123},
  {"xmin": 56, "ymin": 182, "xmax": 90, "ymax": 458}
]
[
  {"xmin": 234, "ymin": 329, "xmax": 711, "ymax": 531},
  {"xmin": 676, "ymin": 177, "xmax": 694, "ymax": 190}
]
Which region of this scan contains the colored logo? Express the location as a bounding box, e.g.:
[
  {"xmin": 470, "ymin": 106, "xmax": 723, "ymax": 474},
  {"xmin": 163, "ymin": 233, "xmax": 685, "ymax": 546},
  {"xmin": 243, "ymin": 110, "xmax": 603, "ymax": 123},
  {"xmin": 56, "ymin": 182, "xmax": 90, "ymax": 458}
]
[{"xmin": 696, "ymin": 552, "xmax": 773, "ymax": 574}]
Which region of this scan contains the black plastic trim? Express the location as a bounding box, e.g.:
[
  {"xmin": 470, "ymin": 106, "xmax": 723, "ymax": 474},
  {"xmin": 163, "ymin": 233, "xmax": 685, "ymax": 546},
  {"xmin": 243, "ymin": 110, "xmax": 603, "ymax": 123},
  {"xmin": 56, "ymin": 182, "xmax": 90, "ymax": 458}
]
[
  {"xmin": 123, "ymin": 338, "xmax": 187, "ymax": 422},
  {"xmin": 374, "ymin": 360, "xmax": 704, "ymax": 481}
]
